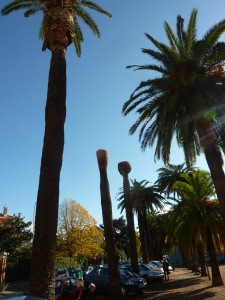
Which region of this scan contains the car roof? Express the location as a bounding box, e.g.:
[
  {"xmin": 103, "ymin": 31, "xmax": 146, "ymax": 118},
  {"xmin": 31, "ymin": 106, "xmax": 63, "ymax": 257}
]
[
  {"xmin": 6, "ymin": 296, "xmax": 47, "ymax": 300},
  {"xmin": 56, "ymin": 276, "xmax": 79, "ymax": 282}
]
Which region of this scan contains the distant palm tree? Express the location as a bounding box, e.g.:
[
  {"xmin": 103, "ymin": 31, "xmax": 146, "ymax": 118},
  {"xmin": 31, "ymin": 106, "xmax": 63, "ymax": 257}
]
[
  {"xmin": 155, "ymin": 163, "xmax": 192, "ymax": 196},
  {"xmin": 122, "ymin": 9, "xmax": 225, "ymax": 217},
  {"xmin": 168, "ymin": 170, "xmax": 225, "ymax": 286},
  {"xmin": 117, "ymin": 179, "xmax": 165, "ymax": 262},
  {"xmin": 147, "ymin": 212, "xmax": 173, "ymax": 259},
  {"xmin": 1, "ymin": 1, "xmax": 111, "ymax": 299}
]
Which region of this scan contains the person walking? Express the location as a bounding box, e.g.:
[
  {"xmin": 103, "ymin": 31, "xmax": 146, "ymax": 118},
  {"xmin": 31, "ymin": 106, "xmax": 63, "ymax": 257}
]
[
  {"xmin": 163, "ymin": 259, "xmax": 170, "ymax": 280},
  {"xmin": 81, "ymin": 283, "xmax": 96, "ymax": 300}
]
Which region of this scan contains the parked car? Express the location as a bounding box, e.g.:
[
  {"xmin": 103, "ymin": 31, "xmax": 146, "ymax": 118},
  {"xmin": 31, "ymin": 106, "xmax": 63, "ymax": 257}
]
[
  {"xmin": 82, "ymin": 265, "xmax": 94, "ymax": 276},
  {"xmin": 6, "ymin": 277, "xmax": 83, "ymax": 300},
  {"xmin": 150, "ymin": 260, "xmax": 174, "ymax": 273},
  {"xmin": 55, "ymin": 268, "xmax": 69, "ymax": 278},
  {"xmin": 84, "ymin": 266, "xmax": 147, "ymax": 296},
  {"xmin": 148, "ymin": 261, "xmax": 164, "ymax": 273},
  {"xmin": 1, "ymin": 295, "xmax": 48, "ymax": 300},
  {"xmin": 67, "ymin": 268, "xmax": 83, "ymax": 280},
  {"xmin": 55, "ymin": 276, "xmax": 83, "ymax": 300},
  {"xmin": 123, "ymin": 263, "xmax": 164, "ymax": 283}
]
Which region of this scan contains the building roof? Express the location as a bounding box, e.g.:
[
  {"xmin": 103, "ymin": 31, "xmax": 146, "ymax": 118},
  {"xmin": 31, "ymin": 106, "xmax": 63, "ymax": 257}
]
[{"xmin": 0, "ymin": 206, "xmax": 12, "ymax": 223}]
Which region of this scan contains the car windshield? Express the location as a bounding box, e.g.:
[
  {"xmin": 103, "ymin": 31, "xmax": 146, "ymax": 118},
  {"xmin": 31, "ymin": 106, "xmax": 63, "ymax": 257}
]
[
  {"xmin": 148, "ymin": 262, "xmax": 158, "ymax": 269},
  {"xmin": 120, "ymin": 268, "xmax": 136, "ymax": 277},
  {"xmin": 152, "ymin": 261, "xmax": 161, "ymax": 267},
  {"xmin": 139, "ymin": 264, "xmax": 151, "ymax": 271}
]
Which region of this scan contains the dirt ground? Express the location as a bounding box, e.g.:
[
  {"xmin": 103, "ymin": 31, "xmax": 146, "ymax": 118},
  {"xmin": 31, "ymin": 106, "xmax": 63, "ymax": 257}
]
[{"xmin": 124, "ymin": 265, "xmax": 225, "ymax": 300}]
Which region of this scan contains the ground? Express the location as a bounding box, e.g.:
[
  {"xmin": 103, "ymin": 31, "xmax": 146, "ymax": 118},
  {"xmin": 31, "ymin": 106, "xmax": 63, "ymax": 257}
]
[
  {"xmin": 2, "ymin": 265, "xmax": 225, "ymax": 299},
  {"xmin": 97, "ymin": 265, "xmax": 225, "ymax": 299}
]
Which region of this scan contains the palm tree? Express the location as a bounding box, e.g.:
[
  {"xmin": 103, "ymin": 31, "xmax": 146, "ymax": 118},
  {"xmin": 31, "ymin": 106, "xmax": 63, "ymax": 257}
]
[
  {"xmin": 117, "ymin": 179, "xmax": 164, "ymax": 263},
  {"xmin": 1, "ymin": 2, "xmax": 111, "ymax": 299},
  {"xmin": 168, "ymin": 170, "xmax": 225, "ymax": 286},
  {"xmin": 122, "ymin": 9, "xmax": 225, "ymax": 217},
  {"xmin": 147, "ymin": 212, "xmax": 173, "ymax": 259},
  {"xmin": 155, "ymin": 163, "xmax": 192, "ymax": 196}
]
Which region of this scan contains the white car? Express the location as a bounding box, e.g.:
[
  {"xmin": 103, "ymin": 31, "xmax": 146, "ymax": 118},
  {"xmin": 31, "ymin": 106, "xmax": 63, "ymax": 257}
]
[{"xmin": 150, "ymin": 260, "xmax": 174, "ymax": 273}]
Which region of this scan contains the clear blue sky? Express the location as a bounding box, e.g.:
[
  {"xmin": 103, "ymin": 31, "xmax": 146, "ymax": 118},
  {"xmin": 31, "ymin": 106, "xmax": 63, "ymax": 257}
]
[{"xmin": 1, "ymin": 0, "xmax": 224, "ymax": 226}]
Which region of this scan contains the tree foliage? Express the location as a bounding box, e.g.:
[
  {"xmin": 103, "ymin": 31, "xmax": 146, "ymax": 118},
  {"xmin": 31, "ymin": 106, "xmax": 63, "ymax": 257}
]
[
  {"xmin": 0, "ymin": 213, "xmax": 33, "ymax": 258},
  {"xmin": 100, "ymin": 216, "xmax": 130, "ymax": 260},
  {"xmin": 57, "ymin": 199, "xmax": 104, "ymax": 263},
  {"xmin": 167, "ymin": 170, "xmax": 225, "ymax": 286},
  {"xmin": 0, "ymin": 214, "xmax": 33, "ymax": 282}
]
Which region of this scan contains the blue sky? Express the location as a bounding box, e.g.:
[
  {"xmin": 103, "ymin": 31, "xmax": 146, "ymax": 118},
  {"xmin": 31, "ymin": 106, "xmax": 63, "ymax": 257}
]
[{"xmin": 1, "ymin": 0, "xmax": 225, "ymax": 226}]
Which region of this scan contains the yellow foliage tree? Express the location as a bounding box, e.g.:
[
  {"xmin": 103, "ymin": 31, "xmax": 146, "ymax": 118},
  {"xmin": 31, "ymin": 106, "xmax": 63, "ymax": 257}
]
[{"xmin": 57, "ymin": 199, "xmax": 104, "ymax": 262}]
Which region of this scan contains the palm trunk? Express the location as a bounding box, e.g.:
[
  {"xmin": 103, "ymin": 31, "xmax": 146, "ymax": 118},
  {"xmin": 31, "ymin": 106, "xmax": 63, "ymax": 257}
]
[
  {"xmin": 137, "ymin": 212, "xmax": 148, "ymax": 263},
  {"xmin": 196, "ymin": 243, "xmax": 207, "ymax": 277},
  {"xmin": 197, "ymin": 120, "xmax": 225, "ymax": 217},
  {"xmin": 29, "ymin": 48, "xmax": 66, "ymax": 300},
  {"xmin": 143, "ymin": 207, "xmax": 152, "ymax": 260},
  {"xmin": 96, "ymin": 150, "xmax": 124, "ymax": 300},
  {"xmin": 118, "ymin": 162, "xmax": 139, "ymax": 274},
  {"xmin": 206, "ymin": 227, "xmax": 223, "ymax": 287}
]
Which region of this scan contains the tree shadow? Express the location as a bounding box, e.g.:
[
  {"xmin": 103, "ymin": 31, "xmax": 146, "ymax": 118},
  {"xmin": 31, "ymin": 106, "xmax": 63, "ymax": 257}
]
[{"xmin": 128, "ymin": 275, "xmax": 215, "ymax": 299}]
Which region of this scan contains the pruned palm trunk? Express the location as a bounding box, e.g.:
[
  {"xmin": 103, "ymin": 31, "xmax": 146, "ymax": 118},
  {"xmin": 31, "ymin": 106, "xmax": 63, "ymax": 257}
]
[
  {"xmin": 29, "ymin": 48, "xmax": 66, "ymax": 300},
  {"xmin": 196, "ymin": 243, "xmax": 207, "ymax": 277},
  {"xmin": 96, "ymin": 150, "xmax": 124, "ymax": 300},
  {"xmin": 206, "ymin": 227, "xmax": 223, "ymax": 287},
  {"xmin": 118, "ymin": 162, "xmax": 139, "ymax": 274}
]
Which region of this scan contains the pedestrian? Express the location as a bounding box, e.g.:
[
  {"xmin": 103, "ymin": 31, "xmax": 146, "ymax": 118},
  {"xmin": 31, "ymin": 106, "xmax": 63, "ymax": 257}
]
[
  {"xmin": 163, "ymin": 259, "xmax": 169, "ymax": 280},
  {"xmin": 81, "ymin": 283, "xmax": 96, "ymax": 300}
]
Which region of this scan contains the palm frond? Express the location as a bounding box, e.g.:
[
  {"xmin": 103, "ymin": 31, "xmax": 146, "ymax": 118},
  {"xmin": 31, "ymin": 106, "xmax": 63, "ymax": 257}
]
[
  {"xmin": 164, "ymin": 21, "xmax": 181, "ymax": 53},
  {"xmin": 73, "ymin": 3, "xmax": 100, "ymax": 37},
  {"xmin": 80, "ymin": 0, "xmax": 112, "ymax": 18},
  {"xmin": 1, "ymin": 0, "xmax": 40, "ymax": 15}
]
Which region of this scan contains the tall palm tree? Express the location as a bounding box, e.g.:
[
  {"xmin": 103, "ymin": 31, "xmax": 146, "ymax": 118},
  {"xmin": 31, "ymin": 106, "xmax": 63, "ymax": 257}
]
[
  {"xmin": 122, "ymin": 9, "xmax": 225, "ymax": 217},
  {"xmin": 1, "ymin": 2, "xmax": 111, "ymax": 299},
  {"xmin": 169, "ymin": 170, "xmax": 225, "ymax": 286}
]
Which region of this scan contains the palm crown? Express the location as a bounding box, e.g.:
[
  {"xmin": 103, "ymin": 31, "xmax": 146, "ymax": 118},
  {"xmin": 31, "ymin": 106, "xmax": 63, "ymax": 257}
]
[
  {"xmin": 122, "ymin": 9, "xmax": 225, "ymax": 167},
  {"xmin": 1, "ymin": 0, "xmax": 112, "ymax": 56}
]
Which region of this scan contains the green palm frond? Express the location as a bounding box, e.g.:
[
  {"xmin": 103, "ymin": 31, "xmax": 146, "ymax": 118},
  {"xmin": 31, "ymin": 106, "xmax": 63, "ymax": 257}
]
[
  {"xmin": 80, "ymin": 0, "xmax": 112, "ymax": 18},
  {"xmin": 73, "ymin": 19, "xmax": 83, "ymax": 56},
  {"xmin": 176, "ymin": 15, "xmax": 185, "ymax": 48},
  {"xmin": 203, "ymin": 18, "xmax": 225, "ymax": 45},
  {"xmin": 73, "ymin": 3, "xmax": 100, "ymax": 37},
  {"xmin": 126, "ymin": 64, "xmax": 168, "ymax": 75},
  {"xmin": 164, "ymin": 21, "xmax": 181, "ymax": 53},
  {"xmin": 1, "ymin": 0, "xmax": 42, "ymax": 15},
  {"xmin": 185, "ymin": 9, "xmax": 197, "ymax": 51}
]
